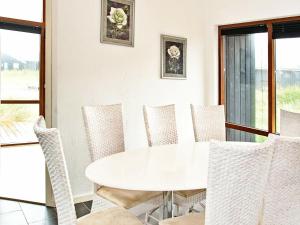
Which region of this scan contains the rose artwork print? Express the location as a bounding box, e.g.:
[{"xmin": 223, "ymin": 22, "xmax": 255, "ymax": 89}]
[
  {"xmin": 101, "ymin": 0, "xmax": 135, "ymax": 47},
  {"xmin": 106, "ymin": 3, "xmax": 129, "ymax": 40},
  {"xmin": 167, "ymin": 45, "xmax": 182, "ymax": 74},
  {"xmin": 161, "ymin": 35, "xmax": 187, "ymax": 79},
  {"xmin": 107, "ymin": 7, "xmax": 127, "ymax": 29}
]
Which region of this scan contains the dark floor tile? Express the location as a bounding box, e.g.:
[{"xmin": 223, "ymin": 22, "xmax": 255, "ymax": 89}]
[
  {"xmin": 0, "ymin": 199, "xmax": 21, "ymax": 214},
  {"xmin": 83, "ymin": 200, "xmax": 93, "ymax": 210},
  {"xmin": 20, "ymin": 202, "xmax": 57, "ymax": 223},
  {"xmin": 29, "ymin": 217, "xmax": 58, "ymax": 225},
  {"xmin": 0, "ymin": 210, "xmax": 28, "ymax": 225},
  {"xmin": 75, "ymin": 203, "xmax": 90, "ymax": 218}
]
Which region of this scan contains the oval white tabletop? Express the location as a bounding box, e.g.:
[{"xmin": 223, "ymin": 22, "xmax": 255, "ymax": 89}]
[{"xmin": 85, "ymin": 142, "xmax": 209, "ymax": 192}]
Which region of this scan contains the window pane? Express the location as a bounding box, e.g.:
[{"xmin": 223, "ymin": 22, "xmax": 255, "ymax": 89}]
[
  {"xmin": 0, "ymin": 0, "xmax": 43, "ymax": 22},
  {"xmin": 224, "ymin": 33, "xmax": 268, "ymax": 130},
  {"xmin": 0, "ymin": 104, "xmax": 39, "ymax": 144},
  {"xmin": 275, "ymin": 38, "xmax": 300, "ymax": 132},
  {"xmin": 0, "ymin": 29, "xmax": 40, "ymax": 100},
  {"xmin": 226, "ymin": 128, "xmax": 267, "ymax": 143}
]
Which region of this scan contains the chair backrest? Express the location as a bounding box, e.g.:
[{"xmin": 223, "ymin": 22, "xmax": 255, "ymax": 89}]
[
  {"xmin": 205, "ymin": 140, "xmax": 274, "ymax": 225},
  {"xmin": 82, "ymin": 104, "xmax": 125, "ymax": 162},
  {"xmin": 261, "ymin": 135, "xmax": 300, "ymax": 225},
  {"xmin": 34, "ymin": 116, "xmax": 77, "ymax": 225},
  {"xmin": 280, "ymin": 109, "xmax": 300, "ymax": 137},
  {"xmin": 143, "ymin": 104, "xmax": 178, "ymax": 147},
  {"xmin": 191, "ymin": 105, "xmax": 226, "ymax": 142}
]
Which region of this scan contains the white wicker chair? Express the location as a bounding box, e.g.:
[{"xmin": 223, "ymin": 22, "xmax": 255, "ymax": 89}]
[
  {"xmin": 179, "ymin": 105, "xmax": 225, "ymax": 210},
  {"xmin": 33, "ymin": 116, "xmax": 143, "ymax": 225},
  {"xmin": 82, "ymin": 104, "xmax": 161, "ymax": 214},
  {"xmin": 143, "ymin": 104, "xmax": 205, "ymax": 212},
  {"xmin": 280, "ymin": 109, "xmax": 300, "ymax": 137},
  {"xmin": 190, "ymin": 105, "xmax": 226, "ymax": 142},
  {"xmin": 143, "ymin": 104, "xmax": 178, "ymax": 147},
  {"xmin": 261, "ymin": 135, "xmax": 300, "ymax": 225},
  {"xmin": 160, "ymin": 140, "xmax": 275, "ymax": 225}
]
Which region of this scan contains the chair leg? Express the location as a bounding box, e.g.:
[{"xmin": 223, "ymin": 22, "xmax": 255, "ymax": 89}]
[
  {"xmin": 144, "ymin": 206, "xmax": 160, "ymax": 224},
  {"xmin": 144, "ymin": 212, "xmax": 149, "ymax": 225},
  {"xmin": 145, "ymin": 212, "xmax": 160, "ymax": 225}
]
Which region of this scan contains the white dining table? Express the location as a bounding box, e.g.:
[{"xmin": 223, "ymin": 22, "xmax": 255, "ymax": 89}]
[{"xmin": 85, "ymin": 142, "xmax": 210, "ymax": 219}]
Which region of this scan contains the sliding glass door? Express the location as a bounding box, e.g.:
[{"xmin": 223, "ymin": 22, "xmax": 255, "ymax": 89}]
[
  {"xmin": 221, "ymin": 26, "xmax": 268, "ymax": 142},
  {"xmin": 0, "ymin": 29, "xmax": 42, "ymax": 145},
  {"xmin": 219, "ymin": 17, "xmax": 300, "ymax": 141},
  {"xmin": 0, "ymin": 0, "xmax": 46, "ymax": 203}
]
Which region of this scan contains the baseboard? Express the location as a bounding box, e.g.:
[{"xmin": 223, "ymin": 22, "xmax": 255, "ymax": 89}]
[{"xmin": 74, "ymin": 193, "xmax": 94, "ymax": 204}]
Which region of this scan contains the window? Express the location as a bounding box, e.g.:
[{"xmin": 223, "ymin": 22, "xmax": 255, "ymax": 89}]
[
  {"xmin": 275, "ymin": 40, "xmax": 300, "ymax": 132},
  {"xmin": 219, "ymin": 17, "xmax": 300, "ymax": 141},
  {"xmin": 0, "ymin": 3, "xmax": 45, "ymax": 146}
]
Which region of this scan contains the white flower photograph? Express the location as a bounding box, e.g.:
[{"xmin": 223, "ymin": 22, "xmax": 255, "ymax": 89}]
[
  {"xmin": 101, "ymin": 0, "xmax": 135, "ymax": 47},
  {"xmin": 161, "ymin": 35, "xmax": 187, "ymax": 79}
]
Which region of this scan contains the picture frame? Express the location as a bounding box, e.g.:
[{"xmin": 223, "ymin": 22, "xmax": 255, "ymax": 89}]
[
  {"xmin": 101, "ymin": 0, "xmax": 135, "ymax": 47},
  {"xmin": 161, "ymin": 35, "xmax": 187, "ymax": 79}
]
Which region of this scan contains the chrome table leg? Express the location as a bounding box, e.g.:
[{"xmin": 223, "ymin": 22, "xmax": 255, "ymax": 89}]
[{"xmin": 161, "ymin": 191, "xmax": 174, "ymax": 219}]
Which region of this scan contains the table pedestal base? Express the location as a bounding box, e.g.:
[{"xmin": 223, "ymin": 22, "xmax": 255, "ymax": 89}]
[
  {"xmin": 161, "ymin": 191, "xmax": 174, "ymax": 219},
  {"xmin": 145, "ymin": 191, "xmax": 178, "ymax": 224}
]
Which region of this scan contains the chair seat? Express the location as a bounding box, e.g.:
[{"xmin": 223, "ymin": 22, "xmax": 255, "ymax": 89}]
[
  {"xmin": 175, "ymin": 189, "xmax": 206, "ymax": 198},
  {"xmin": 97, "ymin": 186, "xmax": 161, "ymax": 209},
  {"xmin": 77, "ymin": 207, "xmax": 143, "ymax": 225},
  {"xmin": 159, "ymin": 212, "xmax": 205, "ymax": 225}
]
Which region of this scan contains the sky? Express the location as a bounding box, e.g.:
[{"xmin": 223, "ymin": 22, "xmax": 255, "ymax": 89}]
[
  {"xmin": 0, "ymin": 0, "xmax": 42, "ymax": 62},
  {"xmin": 255, "ymin": 33, "xmax": 300, "ymax": 70},
  {"xmin": 0, "ymin": 30, "xmax": 40, "ymax": 62}
]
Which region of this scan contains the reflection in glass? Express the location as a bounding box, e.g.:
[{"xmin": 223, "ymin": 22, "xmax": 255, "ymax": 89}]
[
  {"xmin": 224, "ymin": 33, "xmax": 268, "ymax": 133},
  {"xmin": 0, "ymin": 29, "xmax": 40, "ymax": 100},
  {"xmin": 276, "ymin": 38, "xmax": 300, "ymax": 132}
]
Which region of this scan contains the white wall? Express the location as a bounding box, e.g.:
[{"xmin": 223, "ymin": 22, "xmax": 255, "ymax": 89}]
[
  {"xmin": 52, "ymin": 0, "xmax": 205, "ymax": 197},
  {"xmin": 201, "ymin": 0, "xmax": 300, "ymax": 105}
]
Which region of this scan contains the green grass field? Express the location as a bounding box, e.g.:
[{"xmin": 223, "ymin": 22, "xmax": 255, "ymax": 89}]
[
  {"xmin": 255, "ymin": 85, "xmax": 300, "ymax": 142},
  {"xmin": 0, "ymin": 69, "xmax": 39, "ymax": 127},
  {"xmin": 1, "ymin": 69, "xmax": 39, "ymax": 100}
]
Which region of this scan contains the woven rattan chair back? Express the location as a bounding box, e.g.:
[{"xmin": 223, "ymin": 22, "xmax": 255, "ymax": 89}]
[
  {"xmin": 206, "ymin": 140, "xmax": 274, "ymax": 225},
  {"xmin": 82, "ymin": 104, "xmax": 125, "ymax": 162},
  {"xmin": 34, "ymin": 116, "xmax": 77, "ymax": 225},
  {"xmin": 191, "ymin": 105, "xmax": 226, "ymax": 142},
  {"xmin": 261, "ymin": 135, "xmax": 300, "ymax": 225},
  {"xmin": 143, "ymin": 104, "xmax": 178, "ymax": 147},
  {"xmin": 280, "ymin": 109, "xmax": 300, "ymax": 137}
]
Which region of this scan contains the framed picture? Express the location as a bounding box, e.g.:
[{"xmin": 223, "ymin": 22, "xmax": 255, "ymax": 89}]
[
  {"xmin": 161, "ymin": 35, "xmax": 187, "ymax": 79},
  {"xmin": 101, "ymin": 0, "xmax": 135, "ymax": 47}
]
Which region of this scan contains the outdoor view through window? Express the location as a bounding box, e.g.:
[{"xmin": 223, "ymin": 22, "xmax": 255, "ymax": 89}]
[
  {"xmin": 276, "ymin": 38, "xmax": 300, "ymax": 132},
  {"xmin": 0, "ymin": 30, "xmax": 41, "ymax": 144},
  {"xmin": 0, "ymin": 0, "xmax": 43, "ymax": 145},
  {"xmin": 223, "ymin": 30, "xmax": 300, "ymax": 142}
]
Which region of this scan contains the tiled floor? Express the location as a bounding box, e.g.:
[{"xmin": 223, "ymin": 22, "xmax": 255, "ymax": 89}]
[{"xmin": 0, "ymin": 199, "xmax": 92, "ymax": 225}]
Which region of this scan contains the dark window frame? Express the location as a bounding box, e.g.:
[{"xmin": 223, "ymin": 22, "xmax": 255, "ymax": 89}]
[
  {"xmin": 218, "ymin": 16, "xmax": 300, "ymax": 138},
  {"xmin": 0, "ymin": 1, "xmax": 45, "ymax": 147}
]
